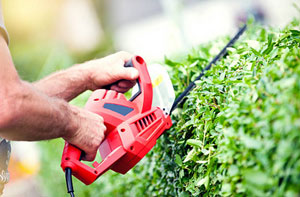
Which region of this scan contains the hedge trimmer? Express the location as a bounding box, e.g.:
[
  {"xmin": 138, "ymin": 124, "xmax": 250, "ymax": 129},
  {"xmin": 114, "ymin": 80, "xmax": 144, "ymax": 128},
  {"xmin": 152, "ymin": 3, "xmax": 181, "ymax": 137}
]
[{"xmin": 61, "ymin": 24, "xmax": 247, "ymax": 197}]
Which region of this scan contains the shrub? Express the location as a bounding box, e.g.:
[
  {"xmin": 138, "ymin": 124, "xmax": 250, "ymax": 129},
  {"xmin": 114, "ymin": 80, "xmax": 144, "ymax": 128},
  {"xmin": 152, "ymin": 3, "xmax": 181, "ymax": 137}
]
[{"xmin": 38, "ymin": 18, "xmax": 300, "ymax": 196}]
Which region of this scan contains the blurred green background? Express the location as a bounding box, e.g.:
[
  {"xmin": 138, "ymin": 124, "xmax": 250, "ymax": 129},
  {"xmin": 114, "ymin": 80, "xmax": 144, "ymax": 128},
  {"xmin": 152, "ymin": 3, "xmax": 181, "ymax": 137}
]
[{"xmin": 4, "ymin": 0, "xmax": 114, "ymax": 82}]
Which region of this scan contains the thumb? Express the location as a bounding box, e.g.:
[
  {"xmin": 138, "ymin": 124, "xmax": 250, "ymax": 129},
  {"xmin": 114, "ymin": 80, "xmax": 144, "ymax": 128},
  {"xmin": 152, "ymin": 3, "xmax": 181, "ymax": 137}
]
[{"xmin": 116, "ymin": 67, "xmax": 139, "ymax": 81}]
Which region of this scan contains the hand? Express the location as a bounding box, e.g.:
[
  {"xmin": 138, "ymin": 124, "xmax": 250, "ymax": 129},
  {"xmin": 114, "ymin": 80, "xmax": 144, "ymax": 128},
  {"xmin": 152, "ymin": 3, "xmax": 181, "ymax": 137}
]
[
  {"xmin": 80, "ymin": 51, "xmax": 139, "ymax": 93},
  {"xmin": 33, "ymin": 51, "xmax": 140, "ymax": 101},
  {"xmin": 64, "ymin": 106, "xmax": 107, "ymax": 161}
]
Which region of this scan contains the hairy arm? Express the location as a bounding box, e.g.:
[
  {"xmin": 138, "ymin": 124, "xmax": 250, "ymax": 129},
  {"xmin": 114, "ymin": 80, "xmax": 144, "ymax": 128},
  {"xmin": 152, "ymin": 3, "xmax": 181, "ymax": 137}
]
[
  {"xmin": 33, "ymin": 66, "xmax": 89, "ymax": 102},
  {"xmin": 0, "ymin": 36, "xmax": 105, "ymax": 161},
  {"xmin": 33, "ymin": 52, "xmax": 139, "ymax": 101}
]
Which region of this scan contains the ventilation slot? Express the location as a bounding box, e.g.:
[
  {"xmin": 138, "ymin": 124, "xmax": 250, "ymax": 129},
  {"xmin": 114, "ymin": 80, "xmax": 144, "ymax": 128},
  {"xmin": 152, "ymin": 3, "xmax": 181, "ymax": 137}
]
[{"xmin": 135, "ymin": 113, "xmax": 156, "ymax": 132}]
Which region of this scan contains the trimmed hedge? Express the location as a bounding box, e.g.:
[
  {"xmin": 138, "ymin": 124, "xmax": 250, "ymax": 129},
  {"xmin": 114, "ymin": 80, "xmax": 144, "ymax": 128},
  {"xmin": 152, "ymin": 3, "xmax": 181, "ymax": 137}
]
[{"xmin": 39, "ymin": 19, "xmax": 300, "ymax": 196}]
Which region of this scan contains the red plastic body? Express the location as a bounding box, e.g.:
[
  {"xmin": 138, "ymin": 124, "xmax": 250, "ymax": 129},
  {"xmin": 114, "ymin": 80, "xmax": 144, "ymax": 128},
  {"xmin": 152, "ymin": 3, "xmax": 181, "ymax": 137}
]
[{"xmin": 61, "ymin": 56, "xmax": 172, "ymax": 185}]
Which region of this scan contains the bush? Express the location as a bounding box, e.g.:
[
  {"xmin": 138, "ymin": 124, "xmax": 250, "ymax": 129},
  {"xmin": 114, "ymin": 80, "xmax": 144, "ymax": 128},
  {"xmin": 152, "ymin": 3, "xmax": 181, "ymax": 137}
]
[{"xmin": 38, "ymin": 19, "xmax": 300, "ymax": 196}]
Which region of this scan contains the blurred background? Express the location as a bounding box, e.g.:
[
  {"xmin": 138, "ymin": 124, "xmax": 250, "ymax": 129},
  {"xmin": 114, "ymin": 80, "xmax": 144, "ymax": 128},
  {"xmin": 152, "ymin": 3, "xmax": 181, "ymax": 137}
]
[{"xmin": 1, "ymin": 0, "xmax": 299, "ymax": 196}]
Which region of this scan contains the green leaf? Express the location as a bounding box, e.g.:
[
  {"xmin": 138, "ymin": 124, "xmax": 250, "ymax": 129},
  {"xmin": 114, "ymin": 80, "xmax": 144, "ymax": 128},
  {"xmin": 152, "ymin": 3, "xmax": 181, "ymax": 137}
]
[
  {"xmin": 250, "ymin": 47, "xmax": 261, "ymax": 56},
  {"xmin": 175, "ymin": 154, "xmax": 183, "ymax": 166},
  {"xmin": 290, "ymin": 29, "xmax": 300, "ymax": 36},
  {"xmin": 184, "ymin": 148, "xmax": 197, "ymax": 163},
  {"xmin": 196, "ymin": 176, "xmax": 209, "ymax": 187},
  {"xmin": 186, "ymin": 139, "xmax": 203, "ymax": 147},
  {"xmin": 164, "ymin": 56, "xmax": 181, "ymax": 66},
  {"xmin": 262, "ymin": 34, "xmax": 274, "ymax": 55}
]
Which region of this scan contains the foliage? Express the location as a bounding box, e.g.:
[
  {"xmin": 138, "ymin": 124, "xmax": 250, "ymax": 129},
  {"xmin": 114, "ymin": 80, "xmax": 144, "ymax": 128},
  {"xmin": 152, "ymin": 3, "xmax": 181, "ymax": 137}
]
[
  {"xmin": 132, "ymin": 20, "xmax": 300, "ymax": 196},
  {"xmin": 38, "ymin": 18, "xmax": 300, "ymax": 196}
]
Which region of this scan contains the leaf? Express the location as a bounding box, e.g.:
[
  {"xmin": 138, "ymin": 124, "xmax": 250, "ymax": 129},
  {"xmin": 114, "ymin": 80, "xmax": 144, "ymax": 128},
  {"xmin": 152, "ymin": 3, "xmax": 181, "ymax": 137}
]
[
  {"xmin": 220, "ymin": 72, "xmax": 226, "ymax": 81},
  {"xmin": 262, "ymin": 34, "xmax": 275, "ymax": 55},
  {"xmin": 175, "ymin": 154, "xmax": 183, "ymax": 166},
  {"xmin": 250, "ymin": 47, "xmax": 261, "ymax": 56},
  {"xmin": 183, "ymin": 148, "xmax": 197, "ymax": 163},
  {"xmin": 186, "ymin": 139, "xmax": 203, "ymax": 147},
  {"xmin": 196, "ymin": 176, "xmax": 209, "ymax": 187},
  {"xmin": 290, "ymin": 29, "xmax": 300, "ymax": 36},
  {"xmin": 196, "ymin": 160, "xmax": 208, "ymax": 164},
  {"xmin": 164, "ymin": 56, "xmax": 181, "ymax": 66}
]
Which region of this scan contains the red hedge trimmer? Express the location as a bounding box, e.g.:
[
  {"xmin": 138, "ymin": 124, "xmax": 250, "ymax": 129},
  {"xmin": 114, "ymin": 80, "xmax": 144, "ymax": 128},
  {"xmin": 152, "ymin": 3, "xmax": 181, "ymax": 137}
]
[{"xmin": 61, "ymin": 25, "xmax": 247, "ymax": 197}]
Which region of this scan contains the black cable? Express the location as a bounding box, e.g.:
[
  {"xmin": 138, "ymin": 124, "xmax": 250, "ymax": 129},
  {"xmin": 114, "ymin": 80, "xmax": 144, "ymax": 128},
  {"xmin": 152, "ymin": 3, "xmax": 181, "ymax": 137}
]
[
  {"xmin": 170, "ymin": 24, "xmax": 247, "ymax": 114},
  {"xmin": 65, "ymin": 168, "xmax": 75, "ymax": 197}
]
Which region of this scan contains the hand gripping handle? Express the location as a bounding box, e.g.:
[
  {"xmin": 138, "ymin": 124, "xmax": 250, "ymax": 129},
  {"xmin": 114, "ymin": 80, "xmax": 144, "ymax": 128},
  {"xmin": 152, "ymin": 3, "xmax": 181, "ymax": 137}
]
[
  {"xmin": 61, "ymin": 56, "xmax": 153, "ymax": 185},
  {"xmin": 126, "ymin": 56, "xmax": 152, "ymax": 113},
  {"xmin": 103, "ymin": 56, "xmax": 153, "ymax": 113}
]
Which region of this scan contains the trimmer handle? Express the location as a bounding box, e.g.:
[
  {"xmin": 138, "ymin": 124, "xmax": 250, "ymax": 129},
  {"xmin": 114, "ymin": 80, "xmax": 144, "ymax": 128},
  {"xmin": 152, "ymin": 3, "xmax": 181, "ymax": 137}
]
[
  {"xmin": 103, "ymin": 56, "xmax": 152, "ymax": 112},
  {"xmin": 127, "ymin": 56, "xmax": 152, "ymax": 113},
  {"xmin": 61, "ymin": 56, "xmax": 154, "ymax": 185}
]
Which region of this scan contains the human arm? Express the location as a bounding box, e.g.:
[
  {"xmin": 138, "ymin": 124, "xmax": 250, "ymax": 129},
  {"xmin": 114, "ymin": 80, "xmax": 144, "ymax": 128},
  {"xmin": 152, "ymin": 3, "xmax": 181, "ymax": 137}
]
[
  {"xmin": 0, "ymin": 36, "xmax": 105, "ymax": 161},
  {"xmin": 33, "ymin": 51, "xmax": 139, "ymax": 101}
]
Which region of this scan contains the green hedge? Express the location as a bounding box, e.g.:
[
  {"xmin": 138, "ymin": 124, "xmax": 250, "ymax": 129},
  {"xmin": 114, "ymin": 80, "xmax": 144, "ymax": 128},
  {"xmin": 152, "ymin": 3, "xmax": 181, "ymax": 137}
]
[{"xmin": 38, "ymin": 19, "xmax": 300, "ymax": 196}]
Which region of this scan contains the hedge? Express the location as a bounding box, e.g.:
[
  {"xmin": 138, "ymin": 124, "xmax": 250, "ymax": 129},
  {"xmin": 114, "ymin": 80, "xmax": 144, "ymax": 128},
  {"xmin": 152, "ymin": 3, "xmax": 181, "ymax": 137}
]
[{"xmin": 38, "ymin": 18, "xmax": 300, "ymax": 196}]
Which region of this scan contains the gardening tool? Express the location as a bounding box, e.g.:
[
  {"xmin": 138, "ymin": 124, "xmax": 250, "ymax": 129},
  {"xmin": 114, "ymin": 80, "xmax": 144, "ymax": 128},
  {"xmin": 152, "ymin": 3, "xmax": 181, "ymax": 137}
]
[{"xmin": 61, "ymin": 24, "xmax": 247, "ymax": 197}]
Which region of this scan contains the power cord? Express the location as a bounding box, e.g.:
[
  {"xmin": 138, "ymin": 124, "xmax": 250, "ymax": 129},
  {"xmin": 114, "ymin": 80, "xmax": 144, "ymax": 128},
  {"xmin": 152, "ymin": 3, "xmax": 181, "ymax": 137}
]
[{"xmin": 65, "ymin": 168, "xmax": 75, "ymax": 197}]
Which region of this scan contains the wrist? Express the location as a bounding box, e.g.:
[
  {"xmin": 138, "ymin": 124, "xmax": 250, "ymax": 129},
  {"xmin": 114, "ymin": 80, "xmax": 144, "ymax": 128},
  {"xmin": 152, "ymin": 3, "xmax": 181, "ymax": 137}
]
[
  {"xmin": 62, "ymin": 105, "xmax": 80, "ymax": 141},
  {"xmin": 33, "ymin": 65, "xmax": 91, "ymax": 101},
  {"xmin": 70, "ymin": 63, "xmax": 95, "ymax": 91}
]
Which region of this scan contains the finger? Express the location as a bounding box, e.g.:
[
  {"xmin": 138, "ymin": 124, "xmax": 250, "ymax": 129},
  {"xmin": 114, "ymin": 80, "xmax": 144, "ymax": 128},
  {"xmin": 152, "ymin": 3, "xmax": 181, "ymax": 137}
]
[
  {"xmin": 109, "ymin": 67, "xmax": 139, "ymax": 84},
  {"xmin": 117, "ymin": 80, "xmax": 136, "ymax": 88},
  {"xmin": 126, "ymin": 67, "xmax": 139, "ymax": 80},
  {"xmin": 101, "ymin": 124, "xmax": 107, "ymax": 135},
  {"xmin": 114, "ymin": 51, "xmax": 133, "ymax": 62},
  {"xmin": 83, "ymin": 151, "xmax": 97, "ymax": 162},
  {"xmin": 121, "ymin": 67, "xmax": 139, "ymax": 80},
  {"xmin": 110, "ymin": 85, "xmax": 129, "ymax": 93}
]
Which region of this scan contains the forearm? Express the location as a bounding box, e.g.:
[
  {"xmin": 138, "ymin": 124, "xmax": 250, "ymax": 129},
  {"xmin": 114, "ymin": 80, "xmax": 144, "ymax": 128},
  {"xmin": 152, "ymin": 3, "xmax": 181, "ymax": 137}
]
[
  {"xmin": 0, "ymin": 81, "xmax": 79, "ymax": 141},
  {"xmin": 33, "ymin": 65, "xmax": 90, "ymax": 101},
  {"xmin": 0, "ymin": 34, "xmax": 78, "ymax": 141},
  {"xmin": 34, "ymin": 52, "xmax": 139, "ymax": 101},
  {"xmin": 0, "ymin": 35, "xmax": 106, "ymax": 160}
]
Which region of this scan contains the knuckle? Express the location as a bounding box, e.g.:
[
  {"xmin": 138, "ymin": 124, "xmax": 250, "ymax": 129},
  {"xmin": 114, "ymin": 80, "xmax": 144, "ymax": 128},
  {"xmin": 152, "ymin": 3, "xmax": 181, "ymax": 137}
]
[
  {"xmin": 98, "ymin": 115, "xmax": 104, "ymax": 122},
  {"xmin": 91, "ymin": 140, "xmax": 100, "ymax": 150},
  {"xmin": 117, "ymin": 51, "xmax": 126, "ymax": 55},
  {"xmin": 116, "ymin": 51, "xmax": 132, "ymax": 59},
  {"xmin": 98, "ymin": 135, "xmax": 104, "ymax": 142},
  {"xmin": 102, "ymin": 124, "xmax": 107, "ymax": 131}
]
